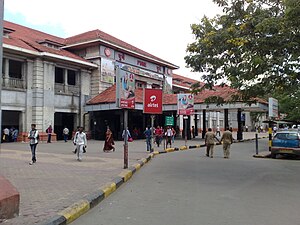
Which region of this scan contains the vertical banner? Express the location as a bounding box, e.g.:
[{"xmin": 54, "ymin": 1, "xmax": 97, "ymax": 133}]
[
  {"xmin": 116, "ymin": 67, "xmax": 135, "ymax": 109},
  {"xmin": 268, "ymin": 97, "xmax": 278, "ymax": 118},
  {"xmin": 143, "ymin": 89, "xmax": 163, "ymax": 114},
  {"xmin": 177, "ymin": 93, "xmax": 194, "ymax": 115},
  {"xmin": 101, "ymin": 58, "xmax": 115, "ymax": 84}
]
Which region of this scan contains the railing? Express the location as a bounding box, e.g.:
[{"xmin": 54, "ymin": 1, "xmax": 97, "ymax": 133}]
[
  {"xmin": 2, "ymin": 77, "xmax": 26, "ymax": 89},
  {"xmin": 55, "ymin": 83, "xmax": 80, "ymax": 95}
]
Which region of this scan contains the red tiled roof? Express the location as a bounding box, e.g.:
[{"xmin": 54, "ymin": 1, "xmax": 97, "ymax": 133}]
[
  {"xmin": 172, "ymin": 73, "xmax": 204, "ymax": 89},
  {"xmin": 87, "ymin": 84, "xmax": 239, "ymax": 105},
  {"xmin": 3, "ymin": 21, "xmax": 91, "ymax": 64},
  {"xmin": 65, "ymin": 30, "xmax": 178, "ymax": 68}
]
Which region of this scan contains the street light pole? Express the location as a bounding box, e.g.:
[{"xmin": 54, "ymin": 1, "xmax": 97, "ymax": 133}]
[{"xmin": 0, "ymin": 0, "xmax": 4, "ymax": 136}]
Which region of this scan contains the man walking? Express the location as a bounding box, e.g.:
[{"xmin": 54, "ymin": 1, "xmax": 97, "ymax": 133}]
[
  {"xmin": 63, "ymin": 126, "xmax": 69, "ymax": 142},
  {"xmin": 28, "ymin": 124, "xmax": 39, "ymax": 165},
  {"xmin": 216, "ymin": 125, "xmax": 221, "ymax": 136},
  {"xmin": 73, "ymin": 126, "xmax": 87, "ymax": 162},
  {"xmin": 204, "ymin": 128, "xmax": 219, "ymax": 158},
  {"xmin": 165, "ymin": 126, "xmax": 173, "ymax": 148},
  {"xmin": 144, "ymin": 126, "xmax": 152, "ymax": 152},
  {"xmin": 220, "ymin": 127, "xmax": 234, "ymax": 159}
]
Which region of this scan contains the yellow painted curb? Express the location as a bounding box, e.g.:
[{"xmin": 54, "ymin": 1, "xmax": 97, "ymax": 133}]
[
  {"xmin": 165, "ymin": 148, "xmax": 175, "ymax": 152},
  {"xmin": 180, "ymin": 146, "xmax": 188, "ymax": 150},
  {"xmin": 141, "ymin": 158, "xmax": 147, "ymax": 164},
  {"xmin": 100, "ymin": 182, "xmax": 117, "ymax": 198},
  {"xmin": 153, "ymin": 151, "xmax": 159, "ymax": 155},
  {"xmin": 59, "ymin": 199, "xmax": 90, "ymax": 224},
  {"xmin": 132, "ymin": 163, "xmax": 141, "ymax": 171},
  {"xmin": 118, "ymin": 169, "xmax": 133, "ymax": 182},
  {"xmin": 148, "ymin": 153, "xmax": 155, "ymax": 158}
]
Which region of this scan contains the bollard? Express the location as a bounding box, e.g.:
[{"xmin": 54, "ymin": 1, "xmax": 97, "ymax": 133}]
[{"xmin": 255, "ymin": 133, "xmax": 258, "ymax": 155}]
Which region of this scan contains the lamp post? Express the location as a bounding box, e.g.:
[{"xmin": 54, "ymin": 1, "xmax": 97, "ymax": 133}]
[
  {"xmin": 0, "ymin": 0, "xmax": 4, "ymax": 135},
  {"xmin": 183, "ymin": 116, "xmax": 188, "ymax": 147}
]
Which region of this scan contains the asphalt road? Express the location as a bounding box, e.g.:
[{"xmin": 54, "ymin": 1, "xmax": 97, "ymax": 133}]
[{"xmin": 72, "ymin": 139, "xmax": 300, "ymax": 225}]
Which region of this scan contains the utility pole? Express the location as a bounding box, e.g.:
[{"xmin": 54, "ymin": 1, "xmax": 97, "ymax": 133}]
[{"xmin": 0, "ymin": 0, "xmax": 4, "ymax": 133}]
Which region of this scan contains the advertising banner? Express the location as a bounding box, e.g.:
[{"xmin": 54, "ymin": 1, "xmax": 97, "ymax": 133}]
[
  {"xmin": 177, "ymin": 94, "xmax": 194, "ymax": 115},
  {"xmin": 143, "ymin": 89, "xmax": 163, "ymax": 114},
  {"xmin": 101, "ymin": 58, "xmax": 115, "ymax": 84},
  {"xmin": 269, "ymin": 97, "xmax": 279, "ymax": 118},
  {"xmin": 116, "ymin": 67, "xmax": 135, "ymax": 109}
]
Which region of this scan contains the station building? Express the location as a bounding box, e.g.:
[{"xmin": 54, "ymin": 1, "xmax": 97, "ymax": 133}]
[{"xmin": 1, "ymin": 20, "xmax": 268, "ymax": 141}]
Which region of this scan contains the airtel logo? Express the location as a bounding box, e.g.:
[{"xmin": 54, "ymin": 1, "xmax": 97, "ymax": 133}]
[{"xmin": 150, "ymin": 95, "xmax": 156, "ymax": 102}]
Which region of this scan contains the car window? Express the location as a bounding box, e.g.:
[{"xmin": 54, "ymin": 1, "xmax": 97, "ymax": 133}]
[{"xmin": 274, "ymin": 133, "xmax": 299, "ymax": 140}]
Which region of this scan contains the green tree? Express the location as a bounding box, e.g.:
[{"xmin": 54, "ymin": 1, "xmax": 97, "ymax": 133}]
[{"xmin": 185, "ymin": 0, "xmax": 300, "ymax": 102}]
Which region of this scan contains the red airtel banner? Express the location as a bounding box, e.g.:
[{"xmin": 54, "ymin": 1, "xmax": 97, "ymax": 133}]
[{"xmin": 143, "ymin": 89, "xmax": 163, "ymax": 114}]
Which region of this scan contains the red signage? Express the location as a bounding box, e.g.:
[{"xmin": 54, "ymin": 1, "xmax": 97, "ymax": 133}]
[{"xmin": 143, "ymin": 89, "xmax": 163, "ymax": 114}]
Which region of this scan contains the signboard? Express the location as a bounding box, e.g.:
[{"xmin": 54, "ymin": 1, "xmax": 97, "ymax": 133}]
[
  {"xmin": 116, "ymin": 67, "xmax": 135, "ymax": 109},
  {"xmin": 143, "ymin": 89, "xmax": 163, "ymax": 114},
  {"xmin": 165, "ymin": 116, "xmax": 174, "ymax": 126},
  {"xmin": 177, "ymin": 94, "xmax": 194, "ymax": 115},
  {"xmin": 269, "ymin": 97, "xmax": 279, "ymax": 118},
  {"xmin": 101, "ymin": 58, "xmax": 115, "ymax": 84}
]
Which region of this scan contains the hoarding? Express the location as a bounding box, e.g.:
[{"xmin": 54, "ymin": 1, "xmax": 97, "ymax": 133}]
[
  {"xmin": 269, "ymin": 97, "xmax": 279, "ymax": 118},
  {"xmin": 101, "ymin": 58, "xmax": 115, "ymax": 84},
  {"xmin": 143, "ymin": 89, "xmax": 163, "ymax": 114},
  {"xmin": 116, "ymin": 67, "xmax": 135, "ymax": 109},
  {"xmin": 177, "ymin": 93, "xmax": 194, "ymax": 115}
]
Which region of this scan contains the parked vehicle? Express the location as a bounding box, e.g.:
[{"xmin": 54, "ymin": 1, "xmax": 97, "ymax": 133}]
[{"xmin": 271, "ymin": 130, "xmax": 300, "ymax": 159}]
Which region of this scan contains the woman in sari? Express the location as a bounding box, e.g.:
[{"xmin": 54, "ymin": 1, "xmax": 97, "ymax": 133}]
[{"xmin": 103, "ymin": 127, "xmax": 115, "ymax": 152}]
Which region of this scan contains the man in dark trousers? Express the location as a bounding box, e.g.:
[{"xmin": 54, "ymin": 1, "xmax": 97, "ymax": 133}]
[{"xmin": 28, "ymin": 124, "xmax": 39, "ymax": 165}]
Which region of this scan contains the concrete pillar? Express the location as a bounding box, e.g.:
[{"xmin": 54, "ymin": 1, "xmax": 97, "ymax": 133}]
[
  {"xmin": 224, "ymin": 109, "xmax": 229, "ymax": 130},
  {"xmin": 4, "ymin": 58, "xmax": 9, "ymax": 86},
  {"xmin": 202, "ymin": 109, "xmax": 206, "ymax": 139},
  {"xmin": 237, "ymin": 108, "xmax": 243, "ymax": 140},
  {"xmin": 64, "ymin": 68, "xmax": 68, "ymax": 93}
]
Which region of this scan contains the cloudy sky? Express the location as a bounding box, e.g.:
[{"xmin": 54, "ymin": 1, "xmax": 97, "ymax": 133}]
[{"xmin": 4, "ymin": 0, "xmax": 221, "ymax": 80}]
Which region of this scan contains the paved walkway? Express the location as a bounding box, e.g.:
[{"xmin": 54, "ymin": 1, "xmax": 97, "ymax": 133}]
[{"xmin": 0, "ymin": 132, "xmax": 268, "ymax": 224}]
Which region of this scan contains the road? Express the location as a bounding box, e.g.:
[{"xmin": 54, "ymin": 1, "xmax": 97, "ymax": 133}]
[{"xmin": 72, "ymin": 139, "xmax": 300, "ymax": 225}]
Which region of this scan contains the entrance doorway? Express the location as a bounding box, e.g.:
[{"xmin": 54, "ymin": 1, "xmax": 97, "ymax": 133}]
[{"xmin": 54, "ymin": 113, "xmax": 76, "ymax": 140}]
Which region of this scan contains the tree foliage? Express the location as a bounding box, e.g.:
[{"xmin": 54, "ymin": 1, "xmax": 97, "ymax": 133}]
[{"xmin": 185, "ymin": 0, "xmax": 300, "ymax": 102}]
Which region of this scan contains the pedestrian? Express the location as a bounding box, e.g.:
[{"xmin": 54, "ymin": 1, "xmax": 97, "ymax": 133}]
[
  {"xmin": 165, "ymin": 126, "xmax": 173, "ymax": 148},
  {"xmin": 103, "ymin": 127, "xmax": 115, "ymax": 152},
  {"xmin": 216, "ymin": 125, "xmax": 221, "ymax": 136},
  {"xmin": 154, "ymin": 126, "xmax": 163, "ymax": 147},
  {"xmin": 63, "ymin": 126, "xmax": 69, "ymax": 142},
  {"xmin": 220, "ymin": 127, "xmax": 233, "ymax": 159},
  {"xmin": 12, "ymin": 128, "xmax": 19, "ymax": 142},
  {"xmin": 72, "ymin": 126, "xmax": 84, "ymax": 154},
  {"xmin": 171, "ymin": 127, "xmax": 176, "ymax": 143},
  {"xmin": 73, "ymin": 126, "xmax": 87, "ymax": 161},
  {"xmin": 3, "ymin": 127, "xmax": 9, "ymax": 142},
  {"xmin": 46, "ymin": 125, "xmax": 53, "ymax": 143},
  {"xmin": 144, "ymin": 126, "xmax": 152, "ymax": 152},
  {"xmin": 245, "ymin": 125, "xmax": 248, "ymax": 132},
  {"xmin": 192, "ymin": 126, "xmax": 195, "ymax": 138},
  {"xmin": 204, "ymin": 128, "xmax": 219, "ymax": 158},
  {"xmin": 122, "ymin": 127, "xmax": 132, "ymax": 142},
  {"xmin": 28, "ymin": 124, "xmax": 39, "ymax": 165}
]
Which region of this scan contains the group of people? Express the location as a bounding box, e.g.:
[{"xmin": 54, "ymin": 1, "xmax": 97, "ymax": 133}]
[
  {"xmin": 2, "ymin": 127, "xmax": 19, "ymax": 142},
  {"xmin": 153, "ymin": 126, "xmax": 176, "ymax": 147},
  {"xmin": 26, "ymin": 123, "xmax": 235, "ymax": 165},
  {"xmin": 204, "ymin": 127, "xmax": 234, "ymax": 159}
]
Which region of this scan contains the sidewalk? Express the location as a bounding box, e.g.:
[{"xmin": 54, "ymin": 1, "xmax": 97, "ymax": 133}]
[{"xmin": 0, "ymin": 132, "xmax": 267, "ymax": 224}]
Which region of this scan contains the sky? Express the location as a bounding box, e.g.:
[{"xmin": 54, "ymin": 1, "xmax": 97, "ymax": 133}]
[{"xmin": 4, "ymin": 0, "xmax": 222, "ymax": 80}]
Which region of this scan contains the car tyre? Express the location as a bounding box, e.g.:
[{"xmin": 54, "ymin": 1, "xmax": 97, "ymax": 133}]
[{"xmin": 271, "ymin": 153, "xmax": 276, "ymax": 159}]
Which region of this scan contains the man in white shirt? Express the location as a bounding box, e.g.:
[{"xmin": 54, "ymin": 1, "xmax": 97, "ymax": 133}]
[
  {"xmin": 63, "ymin": 127, "xmax": 69, "ymax": 142},
  {"xmin": 73, "ymin": 127, "xmax": 87, "ymax": 162},
  {"xmin": 165, "ymin": 126, "xmax": 173, "ymax": 148}
]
